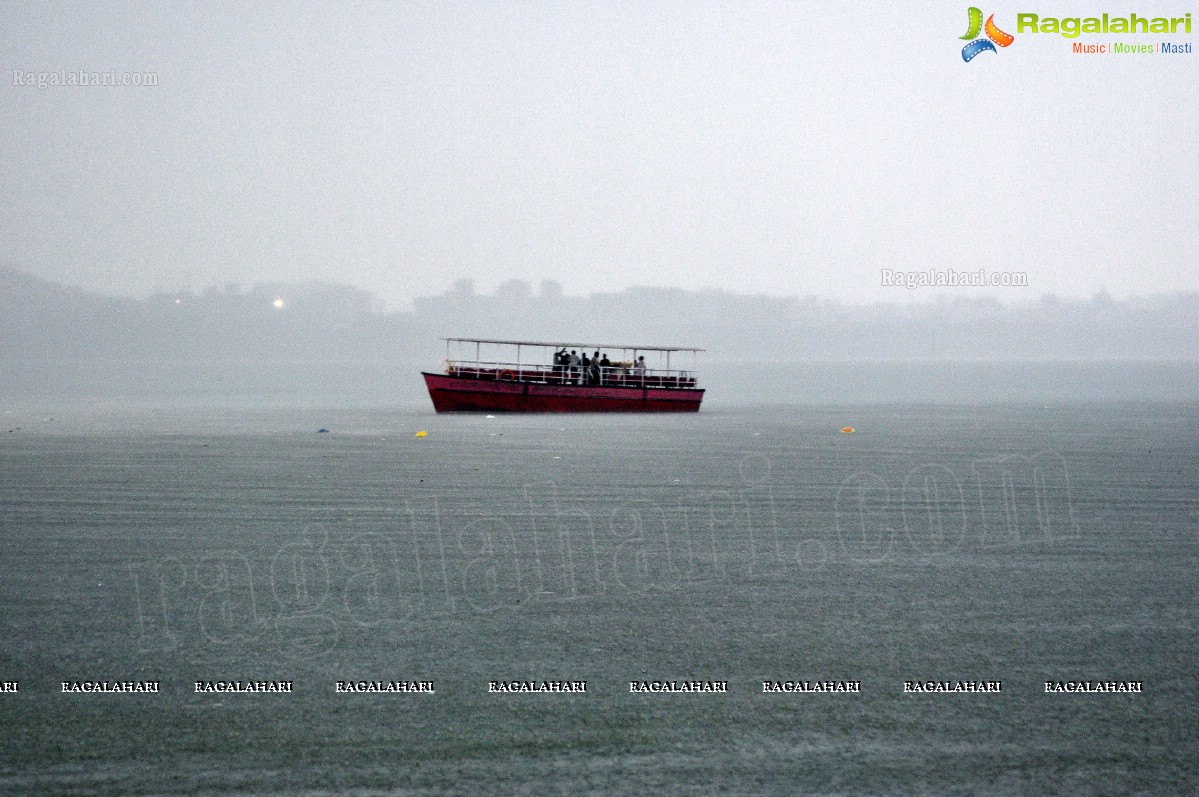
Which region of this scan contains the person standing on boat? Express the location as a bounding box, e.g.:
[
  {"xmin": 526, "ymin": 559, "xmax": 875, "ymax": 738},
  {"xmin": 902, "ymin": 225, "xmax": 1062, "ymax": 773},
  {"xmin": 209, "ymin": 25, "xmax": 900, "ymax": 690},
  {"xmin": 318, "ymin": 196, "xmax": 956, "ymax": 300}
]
[
  {"xmin": 599, "ymin": 353, "xmax": 611, "ymax": 385},
  {"xmin": 553, "ymin": 348, "xmax": 567, "ymax": 382},
  {"xmin": 633, "ymin": 355, "xmax": 647, "ymax": 386},
  {"xmin": 589, "ymin": 351, "xmax": 601, "ymax": 386},
  {"xmin": 579, "ymin": 351, "xmax": 590, "ymax": 385},
  {"xmin": 570, "ymin": 349, "xmax": 585, "ymax": 383}
]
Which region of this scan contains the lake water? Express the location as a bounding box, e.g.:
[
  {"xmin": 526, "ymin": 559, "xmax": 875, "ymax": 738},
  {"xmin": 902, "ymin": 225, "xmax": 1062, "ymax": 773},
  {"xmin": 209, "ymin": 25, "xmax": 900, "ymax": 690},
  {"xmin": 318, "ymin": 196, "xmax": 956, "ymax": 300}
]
[{"xmin": 0, "ymin": 402, "xmax": 1196, "ymax": 795}]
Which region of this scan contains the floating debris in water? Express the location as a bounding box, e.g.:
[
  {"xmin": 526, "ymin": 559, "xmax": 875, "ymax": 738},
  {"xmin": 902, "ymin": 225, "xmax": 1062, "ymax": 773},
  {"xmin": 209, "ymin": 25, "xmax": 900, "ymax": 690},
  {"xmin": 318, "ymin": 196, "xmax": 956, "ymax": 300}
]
[
  {"xmin": 317, "ymin": 428, "xmax": 329, "ymax": 433},
  {"xmin": 840, "ymin": 427, "xmax": 855, "ymax": 433},
  {"xmin": 415, "ymin": 431, "xmax": 428, "ymax": 438}
]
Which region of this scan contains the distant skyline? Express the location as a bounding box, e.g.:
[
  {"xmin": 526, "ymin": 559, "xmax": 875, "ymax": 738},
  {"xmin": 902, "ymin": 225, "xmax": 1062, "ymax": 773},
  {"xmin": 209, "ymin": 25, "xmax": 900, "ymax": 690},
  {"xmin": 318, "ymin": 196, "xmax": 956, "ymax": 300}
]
[{"xmin": 3, "ymin": 1, "xmax": 1196, "ymax": 310}]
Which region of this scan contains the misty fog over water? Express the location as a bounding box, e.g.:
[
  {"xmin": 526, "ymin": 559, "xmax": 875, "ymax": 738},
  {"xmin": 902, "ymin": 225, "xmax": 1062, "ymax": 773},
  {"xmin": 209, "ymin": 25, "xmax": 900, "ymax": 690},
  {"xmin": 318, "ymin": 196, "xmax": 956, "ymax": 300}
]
[
  {"xmin": 3, "ymin": 3, "xmax": 1196, "ymax": 793},
  {"xmin": 4, "ymin": 269, "xmax": 1197, "ymax": 406}
]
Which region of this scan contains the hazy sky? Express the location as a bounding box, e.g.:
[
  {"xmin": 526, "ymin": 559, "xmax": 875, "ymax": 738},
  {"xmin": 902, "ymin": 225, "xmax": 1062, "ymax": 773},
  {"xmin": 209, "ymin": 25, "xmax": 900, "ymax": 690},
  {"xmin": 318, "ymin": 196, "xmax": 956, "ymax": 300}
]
[{"xmin": 2, "ymin": 1, "xmax": 1196, "ymax": 309}]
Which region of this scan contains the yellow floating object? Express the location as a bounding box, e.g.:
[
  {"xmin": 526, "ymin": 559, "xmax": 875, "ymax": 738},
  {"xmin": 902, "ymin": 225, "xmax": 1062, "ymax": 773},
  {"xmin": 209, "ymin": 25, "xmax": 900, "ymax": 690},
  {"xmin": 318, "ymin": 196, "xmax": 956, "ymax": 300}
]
[
  {"xmin": 415, "ymin": 431, "xmax": 428, "ymax": 438},
  {"xmin": 840, "ymin": 427, "xmax": 855, "ymax": 434}
]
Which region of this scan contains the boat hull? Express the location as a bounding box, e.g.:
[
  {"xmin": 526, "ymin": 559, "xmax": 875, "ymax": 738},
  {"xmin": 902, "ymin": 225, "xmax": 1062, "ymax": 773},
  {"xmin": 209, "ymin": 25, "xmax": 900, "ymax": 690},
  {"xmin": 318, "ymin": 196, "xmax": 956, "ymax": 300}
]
[{"xmin": 423, "ymin": 373, "xmax": 704, "ymax": 413}]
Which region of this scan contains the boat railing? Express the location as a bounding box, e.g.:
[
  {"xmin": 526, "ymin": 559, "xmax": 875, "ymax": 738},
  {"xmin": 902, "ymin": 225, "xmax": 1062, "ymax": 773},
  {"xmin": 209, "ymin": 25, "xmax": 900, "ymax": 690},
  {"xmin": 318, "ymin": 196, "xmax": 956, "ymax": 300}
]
[{"xmin": 444, "ymin": 359, "xmax": 699, "ymax": 389}]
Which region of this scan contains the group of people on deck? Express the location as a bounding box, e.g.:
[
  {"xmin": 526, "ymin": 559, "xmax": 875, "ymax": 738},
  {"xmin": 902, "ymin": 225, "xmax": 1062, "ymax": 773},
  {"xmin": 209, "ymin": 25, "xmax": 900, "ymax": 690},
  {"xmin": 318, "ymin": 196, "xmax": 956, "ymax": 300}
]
[{"xmin": 553, "ymin": 348, "xmax": 646, "ymax": 386}]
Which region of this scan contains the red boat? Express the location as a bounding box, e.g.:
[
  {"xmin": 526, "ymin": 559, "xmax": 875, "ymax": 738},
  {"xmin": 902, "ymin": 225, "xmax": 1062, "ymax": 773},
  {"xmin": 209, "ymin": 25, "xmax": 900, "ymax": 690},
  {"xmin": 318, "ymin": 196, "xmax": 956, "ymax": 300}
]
[{"xmin": 423, "ymin": 338, "xmax": 705, "ymax": 413}]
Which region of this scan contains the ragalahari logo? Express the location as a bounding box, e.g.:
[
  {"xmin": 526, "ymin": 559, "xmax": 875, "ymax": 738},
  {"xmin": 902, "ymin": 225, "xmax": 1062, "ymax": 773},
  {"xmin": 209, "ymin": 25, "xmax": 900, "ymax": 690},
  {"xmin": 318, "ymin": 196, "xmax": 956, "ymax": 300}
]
[{"xmin": 961, "ymin": 7, "xmax": 1015, "ymax": 61}]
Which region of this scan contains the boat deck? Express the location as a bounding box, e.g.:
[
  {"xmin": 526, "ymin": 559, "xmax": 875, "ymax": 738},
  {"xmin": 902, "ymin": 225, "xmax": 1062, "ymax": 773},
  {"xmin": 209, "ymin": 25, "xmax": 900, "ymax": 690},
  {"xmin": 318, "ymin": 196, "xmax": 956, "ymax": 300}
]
[{"xmin": 448, "ymin": 364, "xmax": 698, "ymax": 389}]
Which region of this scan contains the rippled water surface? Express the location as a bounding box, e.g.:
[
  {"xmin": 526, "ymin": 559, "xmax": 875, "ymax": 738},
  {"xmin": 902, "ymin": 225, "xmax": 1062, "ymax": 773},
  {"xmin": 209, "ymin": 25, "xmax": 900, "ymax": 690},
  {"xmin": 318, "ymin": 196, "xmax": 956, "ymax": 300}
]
[{"xmin": 1, "ymin": 402, "xmax": 1196, "ymax": 795}]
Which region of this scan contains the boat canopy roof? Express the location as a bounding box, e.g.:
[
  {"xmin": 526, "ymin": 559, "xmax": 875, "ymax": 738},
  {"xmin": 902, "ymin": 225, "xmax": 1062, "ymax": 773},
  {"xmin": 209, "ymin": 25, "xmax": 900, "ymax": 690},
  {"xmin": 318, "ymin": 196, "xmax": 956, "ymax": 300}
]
[{"xmin": 443, "ymin": 337, "xmax": 704, "ymax": 353}]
